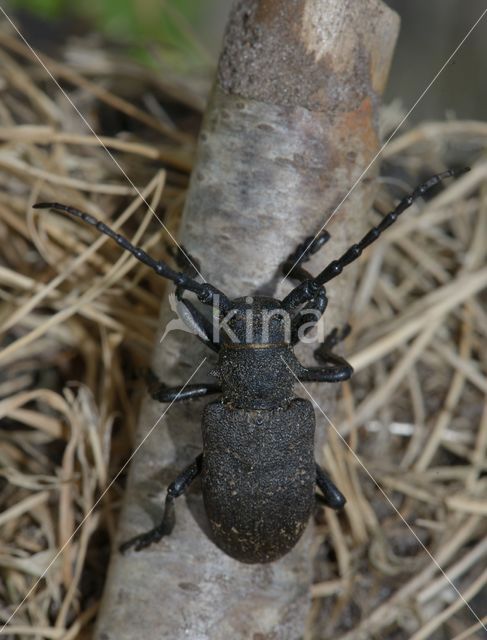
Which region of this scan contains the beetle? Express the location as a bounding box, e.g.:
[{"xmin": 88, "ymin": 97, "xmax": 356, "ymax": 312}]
[{"xmin": 34, "ymin": 167, "xmax": 468, "ymax": 563}]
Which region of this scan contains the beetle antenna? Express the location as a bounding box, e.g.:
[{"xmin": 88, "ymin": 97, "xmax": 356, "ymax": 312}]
[
  {"xmin": 282, "ymin": 167, "xmax": 470, "ymax": 311},
  {"xmin": 311, "ymin": 167, "xmax": 470, "ymax": 288},
  {"xmin": 33, "ymin": 202, "xmax": 231, "ymax": 310}
]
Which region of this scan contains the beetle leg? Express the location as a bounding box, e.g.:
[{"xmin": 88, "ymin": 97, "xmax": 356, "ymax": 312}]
[
  {"xmin": 281, "ymin": 231, "xmax": 332, "ymax": 314},
  {"xmin": 120, "ymin": 454, "xmax": 203, "ymax": 553},
  {"xmin": 174, "ymin": 296, "xmax": 221, "ymax": 352},
  {"xmin": 149, "ymin": 382, "xmax": 221, "ymax": 402},
  {"xmin": 149, "ymin": 382, "xmax": 221, "ymax": 403},
  {"xmin": 166, "ymin": 243, "xmax": 201, "ymax": 279},
  {"xmin": 282, "ymin": 278, "xmax": 323, "ymax": 312},
  {"xmin": 295, "ymin": 324, "xmax": 353, "ymax": 381},
  {"xmin": 316, "ymin": 464, "xmax": 346, "ymax": 510},
  {"xmin": 290, "ymin": 288, "xmax": 328, "ymax": 345},
  {"xmin": 281, "ymin": 229, "xmax": 331, "ymax": 284},
  {"xmin": 155, "ymin": 246, "xmax": 220, "ymax": 352},
  {"xmin": 296, "ymin": 351, "xmax": 353, "ymax": 383},
  {"xmin": 322, "ymin": 324, "xmax": 352, "ymax": 351},
  {"xmin": 145, "ymin": 369, "xmax": 221, "ymax": 403}
]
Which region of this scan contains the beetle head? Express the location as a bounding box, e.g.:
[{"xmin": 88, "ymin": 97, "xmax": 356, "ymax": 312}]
[{"xmin": 220, "ymin": 296, "xmax": 291, "ymax": 346}]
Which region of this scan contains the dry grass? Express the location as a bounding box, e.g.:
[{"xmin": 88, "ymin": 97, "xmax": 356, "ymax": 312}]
[
  {"xmin": 0, "ymin": 26, "xmax": 485, "ymax": 640},
  {"xmin": 309, "ymin": 120, "xmax": 487, "ymax": 638}
]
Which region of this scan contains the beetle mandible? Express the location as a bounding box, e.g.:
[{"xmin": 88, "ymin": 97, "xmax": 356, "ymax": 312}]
[{"xmin": 34, "ymin": 167, "xmax": 468, "ymax": 563}]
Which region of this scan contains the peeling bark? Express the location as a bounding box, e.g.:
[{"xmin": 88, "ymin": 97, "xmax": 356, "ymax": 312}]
[{"xmin": 95, "ymin": 2, "xmax": 399, "ymax": 639}]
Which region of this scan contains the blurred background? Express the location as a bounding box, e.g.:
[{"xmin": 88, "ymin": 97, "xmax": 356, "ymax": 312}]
[{"xmin": 5, "ymin": 0, "xmax": 487, "ymax": 121}]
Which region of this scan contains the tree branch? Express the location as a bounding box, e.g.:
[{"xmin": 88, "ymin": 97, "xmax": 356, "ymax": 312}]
[{"xmin": 95, "ymin": 2, "xmax": 399, "ymax": 638}]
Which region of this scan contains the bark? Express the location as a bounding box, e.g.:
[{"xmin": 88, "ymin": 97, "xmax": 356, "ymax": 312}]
[{"xmin": 95, "ymin": 2, "xmax": 399, "ymax": 639}]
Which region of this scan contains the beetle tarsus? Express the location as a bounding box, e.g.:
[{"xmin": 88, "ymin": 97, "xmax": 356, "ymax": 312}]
[
  {"xmin": 120, "ymin": 454, "xmax": 202, "ymax": 553},
  {"xmin": 322, "ymin": 324, "xmax": 352, "ymax": 351},
  {"xmin": 282, "ymin": 229, "xmax": 332, "ymax": 283},
  {"xmin": 316, "ymin": 464, "xmax": 346, "ymax": 510},
  {"xmin": 147, "ymin": 375, "xmax": 222, "ymax": 403}
]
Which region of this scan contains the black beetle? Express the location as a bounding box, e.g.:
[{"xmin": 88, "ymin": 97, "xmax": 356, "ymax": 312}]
[{"xmin": 34, "ymin": 167, "xmax": 468, "ymax": 563}]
